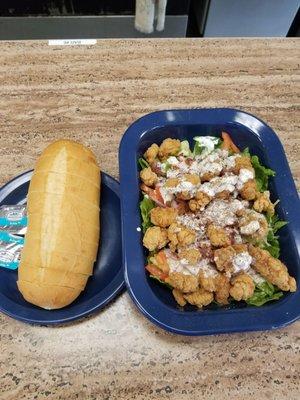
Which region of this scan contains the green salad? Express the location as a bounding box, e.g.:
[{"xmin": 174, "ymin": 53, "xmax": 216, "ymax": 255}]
[{"xmin": 138, "ymin": 132, "xmax": 296, "ymax": 309}]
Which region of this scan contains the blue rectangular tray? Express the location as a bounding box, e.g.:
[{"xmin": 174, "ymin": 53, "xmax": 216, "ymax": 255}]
[{"xmin": 119, "ymin": 108, "xmax": 300, "ymax": 335}]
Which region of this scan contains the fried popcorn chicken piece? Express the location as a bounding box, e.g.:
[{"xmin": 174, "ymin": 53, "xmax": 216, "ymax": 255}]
[
  {"xmin": 176, "ymin": 191, "xmax": 194, "ymax": 201},
  {"xmin": 213, "ymin": 246, "xmax": 235, "ymax": 272},
  {"xmin": 167, "ymin": 223, "xmax": 180, "ymax": 251},
  {"xmin": 144, "ymin": 143, "xmax": 159, "ymax": 164},
  {"xmin": 207, "ymin": 224, "xmax": 231, "ymax": 247},
  {"xmin": 166, "ymin": 272, "xmax": 199, "ymax": 293},
  {"xmin": 188, "ymin": 199, "xmax": 200, "ymax": 212},
  {"xmin": 183, "ymin": 174, "xmax": 201, "ymax": 185},
  {"xmin": 200, "ymin": 171, "xmax": 219, "ymax": 182},
  {"xmin": 214, "ymin": 274, "xmax": 231, "ymax": 305},
  {"xmin": 253, "ymin": 191, "xmax": 275, "ymax": 215},
  {"xmin": 178, "ymin": 248, "xmax": 201, "ymax": 265},
  {"xmin": 176, "ymin": 200, "xmax": 190, "ymax": 215},
  {"xmin": 177, "ymin": 226, "xmax": 196, "ymax": 247},
  {"xmin": 172, "ymin": 289, "xmax": 187, "ymax": 307},
  {"xmin": 256, "ymin": 218, "xmax": 268, "ymax": 240},
  {"xmin": 232, "ymin": 244, "xmax": 248, "ymax": 253},
  {"xmin": 151, "ymin": 250, "xmax": 170, "ymax": 273},
  {"xmin": 158, "ymin": 138, "xmax": 181, "ymax": 160},
  {"xmin": 167, "ymin": 223, "xmax": 196, "ymax": 251},
  {"xmin": 249, "ymin": 245, "xmax": 297, "ymax": 292},
  {"xmin": 230, "ymin": 273, "xmax": 255, "ymax": 301},
  {"xmin": 199, "ymin": 242, "xmax": 214, "ymax": 260},
  {"xmin": 239, "ymin": 210, "xmax": 268, "ymax": 240},
  {"xmin": 140, "ymin": 167, "xmax": 158, "ymax": 187},
  {"xmin": 189, "ymin": 191, "xmax": 211, "ymax": 212},
  {"xmin": 195, "ymin": 190, "xmax": 211, "ymax": 203},
  {"xmin": 214, "ymin": 244, "xmax": 248, "ymax": 273},
  {"xmin": 233, "ymin": 156, "xmax": 254, "ymax": 174},
  {"xmin": 215, "ymin": 190, "xmax": 231, "ymax": 200},
  {"xmin": 288, "ymin": 277, "xmax": 297, "ymax": 292},
  {"xmin": 183, "ymin": 288, "xmax": 214, "ymax": 308},
  {"xmin": 198, "ymin": 272, "xmax": 218, "ymax": 292},
  {"xmin": 150, "ymin": 207, "xmax": 178, "ymax": 228},
  {"xmin": 165, "ymin": 178, "xmax": 179, "ymax": 188},
  {"xmin": 239, "ymin": 179, "xmax": 258, "ymax": 200},
  {"xmin": 143, "ymin": 226, "xmax": 169, "ymax": 251}
]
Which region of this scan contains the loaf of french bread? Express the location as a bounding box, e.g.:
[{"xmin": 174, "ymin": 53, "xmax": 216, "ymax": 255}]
[{"xmin": 17, "ymin": 140, "xmax": 100, "ymax": 309}]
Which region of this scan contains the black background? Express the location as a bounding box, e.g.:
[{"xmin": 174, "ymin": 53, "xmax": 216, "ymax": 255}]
[{"xmin": 0, "ymin": 0, "xmax": 190, "ymax": 16}]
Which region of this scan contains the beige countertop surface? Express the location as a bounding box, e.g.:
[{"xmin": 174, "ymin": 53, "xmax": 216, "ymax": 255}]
[{"xmin": 0, "ymin": 38, "xmax": 299, "ymax": 400}]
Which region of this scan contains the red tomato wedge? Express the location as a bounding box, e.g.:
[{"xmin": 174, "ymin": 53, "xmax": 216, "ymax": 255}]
[
  {"xmin": 140, "ymin": 184, "xmax": 166, "ymax": 207},
  {"xmin": 221, "ymin": 132, "xmax": 240, "ymax": 153},
  {"xmin": 145, "ymin": 264, "xmax": 169, "ymax": 281}
]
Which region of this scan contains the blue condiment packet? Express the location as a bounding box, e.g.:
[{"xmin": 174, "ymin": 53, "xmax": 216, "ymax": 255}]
[
  {"xmin": 0, "ymin": 231, "xmax": 24, "ymax": 270},
  {"xmin": 0, "ymin": 205, "xmax": 27, "ymax": 234}
]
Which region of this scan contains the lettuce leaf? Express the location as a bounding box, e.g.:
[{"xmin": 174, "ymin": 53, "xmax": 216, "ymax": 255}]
[
  {"xmin": 138, "ymin": 157, "xmax": 150, "ymax": 169},
  {"xmin": 146, "ymin": 250, "xmax": 156, "ymax": 264},
  {"xmin": 140, "ymin": 195, "xmax": 155, "ymax": 233},
  {"xmin": 149, "ymin": 275, "xmax": 173, "ymax": 289},
  {"xmin": 193, "ymin": 136, "xmax": 221, "ymax": 156},
  {"xmin": 259, "ymin": 214, "xmax": 287, "ymax": 258},
  {"xmin": 193, "ymin": 141, "xmax": 204, "ymax": 156},
  {"xmin": 269, "ymin": 214, "xmax": 288, "ymax": 234},
  {"xmin": 161, "ymin": 160, "xmax": 172, "ymax": 173},
  {"xmin": 179, "ymin": 140, "xmax": 192, "ymax": 157},
  {"xmin": 241, "ymin": 148, "xmax": 275, "ymax": 192},
  {"xmin": 250, "ymin": 155, "xmax": 275, "ymax": 192},
  {"xmin": 242, "ymin": 147, "xmax": 250, "ymax": 157},
  {"xmin": 262, "ymin": 230, "xmax": 280, "ymax": 258},
  {"xmin": 246, "ymin": 281, "xmax": 283, "ymax": 306}
]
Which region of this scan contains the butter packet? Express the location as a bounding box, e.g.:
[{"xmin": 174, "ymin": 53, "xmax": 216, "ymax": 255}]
[
  {"xmin": 0, "ymin": 231, "xmax": 24, "ymax": 270},
  {"xmin": 0, "ymin": 205, "xmax": 27, "ymax": 234}
]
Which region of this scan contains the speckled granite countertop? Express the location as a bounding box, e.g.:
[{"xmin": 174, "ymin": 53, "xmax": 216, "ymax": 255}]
[{"xmin": 0, "ymin": 39, "xmax": 299, "ymax": 400}]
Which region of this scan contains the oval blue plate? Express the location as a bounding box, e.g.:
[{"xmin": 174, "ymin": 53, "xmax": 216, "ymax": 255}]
[
  {"xmin": 120, "ymin": 108, "xmax": 300, "ymax": 336},
  {"xmin": 0, "ymin": 170, "xmax": 125, "ymax": 325}
]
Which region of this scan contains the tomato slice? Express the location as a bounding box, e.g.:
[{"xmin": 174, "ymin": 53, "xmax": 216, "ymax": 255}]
[
  {"xmin": 221, "ymin": 132, "xmax": 240, "ymax": 153},
  {"xmin": 145, "ymin": 264, "xmax": 169, "ymax": 281},
  {"xmin": 155, "ymin": 250, "xmax": 168, "ymax": 266},
  {"xmin": 140, "ymin": 184, "xmax": 165, "ymax": 207},
  {"xmin": 154, "ymin": 187, "xmax": 165, "ymax": 205}
]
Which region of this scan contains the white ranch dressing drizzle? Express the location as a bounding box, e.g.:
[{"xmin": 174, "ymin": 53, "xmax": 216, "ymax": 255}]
[
  {"xmin": 237, "ymin": 168, "xmax": 254, "ymax": 190},
  {"xmin": 232, "ymin": 252, "xmax": 252, "ymax": 273},
  {"xmin": 159, "ymin": 186, "xmax": 173, "ymax": 203},
  {"xmin": 176, "ymin": 213, "xmax": 206, "ymax": 235},
  {"xmin": 201, "ymin": 199, "xmax": 245, "ymax": 227},
  {"xmin": 240, "ymin": 220, "xmax": 260, "ymax": 235},
  {"xmin": 168, "ymin": 256, "xmax": 217, "ymax": 277},
  {"xmin": 165, "ymin": 148, "xmax": 240, "ymax": 180},
  {"xmin": 200, "ymin": 174, "xmax": 238, "ymax": 197}
]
